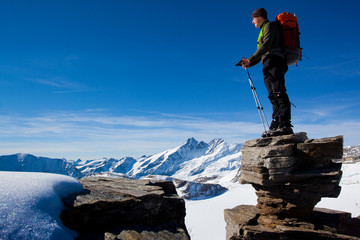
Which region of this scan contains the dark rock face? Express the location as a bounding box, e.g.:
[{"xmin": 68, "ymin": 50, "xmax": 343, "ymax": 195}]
[
  {"xmin": 61, "ymin": 177, "xmax": 190, "ymax": 240},
  {"xmin": 225, "ymin": 133, "xmax": 360, "ymax": 240}
]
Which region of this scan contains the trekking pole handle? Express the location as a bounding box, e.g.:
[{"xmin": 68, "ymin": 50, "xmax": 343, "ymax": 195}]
[{"xmin": 235, "ymin": 57, "xmax": 248, "ymax": 67}]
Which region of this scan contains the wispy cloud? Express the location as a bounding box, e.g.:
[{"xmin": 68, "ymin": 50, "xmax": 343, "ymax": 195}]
[
  {"xmin": 52, "ymin": 90, "xmax": 88, "ymax": 94},
  {"xmin": 27, "ymin": 76, "xmax": 91, "ymax": 94},
  {"xmin": 0, "ymin": 110, "xmax": 260, "ymax": 159},
  {"xmin": 0, "ymin": 110, "xmax": 358, "ymax": 160},
  {"xmin": 295, "ymin": 103, "xmax": 358, "ymax": 122},
  {"xmin": 31, "ymin": 77, "xmax": 77, "ymax": 88},
  {"xmin": 308, "ymin": 55, "xmax": 360, "ymax": 77},
  {"xmin": 295, "ymin": 121, "xmax": 360, "ymax": 146},
  {"xmin": 2, "ymin": 55, "xmax": 88, "ymax": 94}
]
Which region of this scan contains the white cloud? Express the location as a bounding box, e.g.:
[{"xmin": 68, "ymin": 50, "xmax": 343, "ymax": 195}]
[
  {"xmin": 0, "ymin": 110, "xmax": 358, "ymax": 160},
  {"xmin": 0, "ymin": 111, "xmax": 260, "ymax": 159},
  {"xmin": 295, "ymin": 121, "xmax": 360, "ymax": 146},
  {"xmin": 25, "ymin": 74, "xmax": 90, "ymax": 94},
  {"xmin": 308, "ymin": 55, "xmax": 360, "ymax": 77},
  {"xmin": 31, "ymin": 77, "xmax": 75, "ymax": 88}
]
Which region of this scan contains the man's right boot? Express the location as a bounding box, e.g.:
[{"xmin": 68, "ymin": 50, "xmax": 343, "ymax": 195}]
[{"xmin": 261, "ymin": 119, "xmax": 279, "ymax": 138}]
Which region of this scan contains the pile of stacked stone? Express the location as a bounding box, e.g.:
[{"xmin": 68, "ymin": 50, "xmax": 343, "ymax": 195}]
[{"xmin": 225, "ymin": 132, "xmax": 360, "ymax": 240}]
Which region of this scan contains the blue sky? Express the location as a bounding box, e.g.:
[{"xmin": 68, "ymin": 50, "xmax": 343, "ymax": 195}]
[{"xmin": 1, "ymin": 0, "xmax": 359, "ymax": 160}]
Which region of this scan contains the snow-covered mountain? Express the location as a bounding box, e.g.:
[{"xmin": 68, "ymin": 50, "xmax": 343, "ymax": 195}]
[
  {"xmin": 0, "ymin": 138, "xmax": 242, "ymax": 199},
  {"xmin": 128, "ymin": 138, "xmax": 209, "ymax": 178},
  {"xmin": 0, "ymin": 154, "xmax": 80, "ymax": 177},
  {"xmin": 75, "ymin": 156, "xmax": 137, "ymax": 177},
  {"xmin": 128, "ymin": 138, "xmax": 242, "ymax": 184},
  {"xmin": 343, "ymin": 145, "xmax": 360, "ymax": 161}
]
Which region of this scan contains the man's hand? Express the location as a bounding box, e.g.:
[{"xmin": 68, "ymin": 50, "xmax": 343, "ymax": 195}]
[
  {"xmin": 241, "ymin": 59, "xmax": 250, "ymax": 68},
  {"xmin": 235, "ymin": 58, "xmax": 251, "ymax": 68}
]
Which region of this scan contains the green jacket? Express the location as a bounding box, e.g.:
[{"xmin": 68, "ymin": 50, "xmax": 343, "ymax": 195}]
[{"xmin": 248, "ymin": 19, "xmax": 284, "ymax": 67}]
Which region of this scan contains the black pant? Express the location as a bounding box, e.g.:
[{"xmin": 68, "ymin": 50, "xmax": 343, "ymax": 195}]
[{"xmin": 262, "ymin": 55, "xmax": 291, "ymax": 127}]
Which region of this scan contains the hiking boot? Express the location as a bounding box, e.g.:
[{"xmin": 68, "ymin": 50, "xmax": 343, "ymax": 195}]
[
  {"xmin": 269, "ymin": 119, "xmax": 279, "ymax": 130},
  {"xmin": 261, "ymin": 119, "xmax": 279, "ymax": 137},
  {"xmin": 261, "ymin": 130, "xmax": 272, "ymax": 138},
  {"xmin": 262, "ymin": 125, "xmax": 294, "ymax": 138},
  {"xmin": 268, "ymin": 125, "xmax": 294, "ymax": 137}
]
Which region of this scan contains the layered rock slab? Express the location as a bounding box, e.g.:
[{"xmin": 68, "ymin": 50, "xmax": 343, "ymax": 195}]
[
  {"xmin": 61, "ymin": 177, "xmax": 190, "ymax": 240},
  {"xmin": 225, "ymin": 133, "xmax": 360, "ymax": 239},
  {"xmin": 240, "ymin": 133, "xmax": 343, "ymax": 217},
  {"xmin": 225, "ymin": 205, "xmax": 360, "ymax": 240}
]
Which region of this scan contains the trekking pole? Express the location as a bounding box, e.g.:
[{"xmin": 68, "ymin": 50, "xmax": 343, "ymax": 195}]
[{"xmin": 244, "ymin": 67, "xmax": 270, "ymax": 134}]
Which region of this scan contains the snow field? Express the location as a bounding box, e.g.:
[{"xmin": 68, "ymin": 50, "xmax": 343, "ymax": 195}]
[
  {"xmin": 0, "ymin": 172, "xmax": 84, "ymax": 240},
  {"xmin": 185, "ymin": 184, "xmax": 256, "ymax": 240}
]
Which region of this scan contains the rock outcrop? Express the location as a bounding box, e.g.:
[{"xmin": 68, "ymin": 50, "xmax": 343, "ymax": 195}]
[
  {"xmin": 61, "ymin": 177, "xmax": 190, "ymax": 240},
  {"xmin": 225, "ymin": 132, "xmax": 360, "ymax": 240}
]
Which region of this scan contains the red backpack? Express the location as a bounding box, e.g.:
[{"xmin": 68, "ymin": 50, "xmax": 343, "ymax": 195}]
[{"xmin": 276, "ymin": 12, "xmax": 302, "ymax": 66}]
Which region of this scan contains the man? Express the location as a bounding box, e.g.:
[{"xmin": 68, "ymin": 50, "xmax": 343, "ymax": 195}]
[{"xmin": 239, "ymin": 8, "xmax": 293, "ymax": 137}]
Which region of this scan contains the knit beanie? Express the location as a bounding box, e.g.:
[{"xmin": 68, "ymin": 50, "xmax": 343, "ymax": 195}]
[{"xmin": 251, "ymin": 8, "xmax": 267, "ymax": 19}]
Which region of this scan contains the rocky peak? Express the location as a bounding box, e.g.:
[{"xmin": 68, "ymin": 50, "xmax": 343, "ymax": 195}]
[
  {"xmin": 225, "ymin": 132, "xmax": 360, "ymax": 240},
  {"xmin": 181, "ymin": 137, "xmax": 208, "ymax": 152},
  {"xmin": 183, "ymin": 137, "xmax": 199, "ymax": 149}
]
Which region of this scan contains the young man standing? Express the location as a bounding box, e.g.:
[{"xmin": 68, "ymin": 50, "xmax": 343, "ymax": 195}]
[{"xmin": 240, "ymin": 8, "xmax": 293, "ymax": 137}]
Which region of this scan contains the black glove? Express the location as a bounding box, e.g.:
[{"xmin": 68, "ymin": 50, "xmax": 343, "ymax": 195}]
[
  {"xmin": 235, "ymin": 57, "xmax": 246, "ymax": 67},
  {"xmin": 235, "ymin": 60, "xmax": 243, "ymax": 66}
]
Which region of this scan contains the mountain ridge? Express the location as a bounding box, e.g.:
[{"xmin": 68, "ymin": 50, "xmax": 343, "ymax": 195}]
[
  {"xmin": 0, "ymin": 138, "xmax": 243, "ymax": 199},
  {"xmin": 2, "ymin": 139, "xmax": 360, "ymax": 200}
]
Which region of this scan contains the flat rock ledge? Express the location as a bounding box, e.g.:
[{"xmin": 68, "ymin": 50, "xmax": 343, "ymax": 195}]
[
  {"xmin": 225, "ymin": 132, "xmax": 360, "ymax": 240},
  {"xmin": 61, "ymin": 177, "xmax": 190, "ymax": 240},
  {"xmin": 225, "ymin": 205, "xmax": 360, "ymax": 240}
]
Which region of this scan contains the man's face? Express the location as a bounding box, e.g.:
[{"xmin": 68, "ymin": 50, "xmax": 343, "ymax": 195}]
[{"xmin": 252, "ymin": 17, "xmax": 264, "ymax": 28}]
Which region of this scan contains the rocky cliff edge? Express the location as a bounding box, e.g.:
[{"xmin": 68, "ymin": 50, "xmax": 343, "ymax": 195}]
[{"xmin": 61, "ymin": 177, "xmax": 190, "ymax": 240}]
